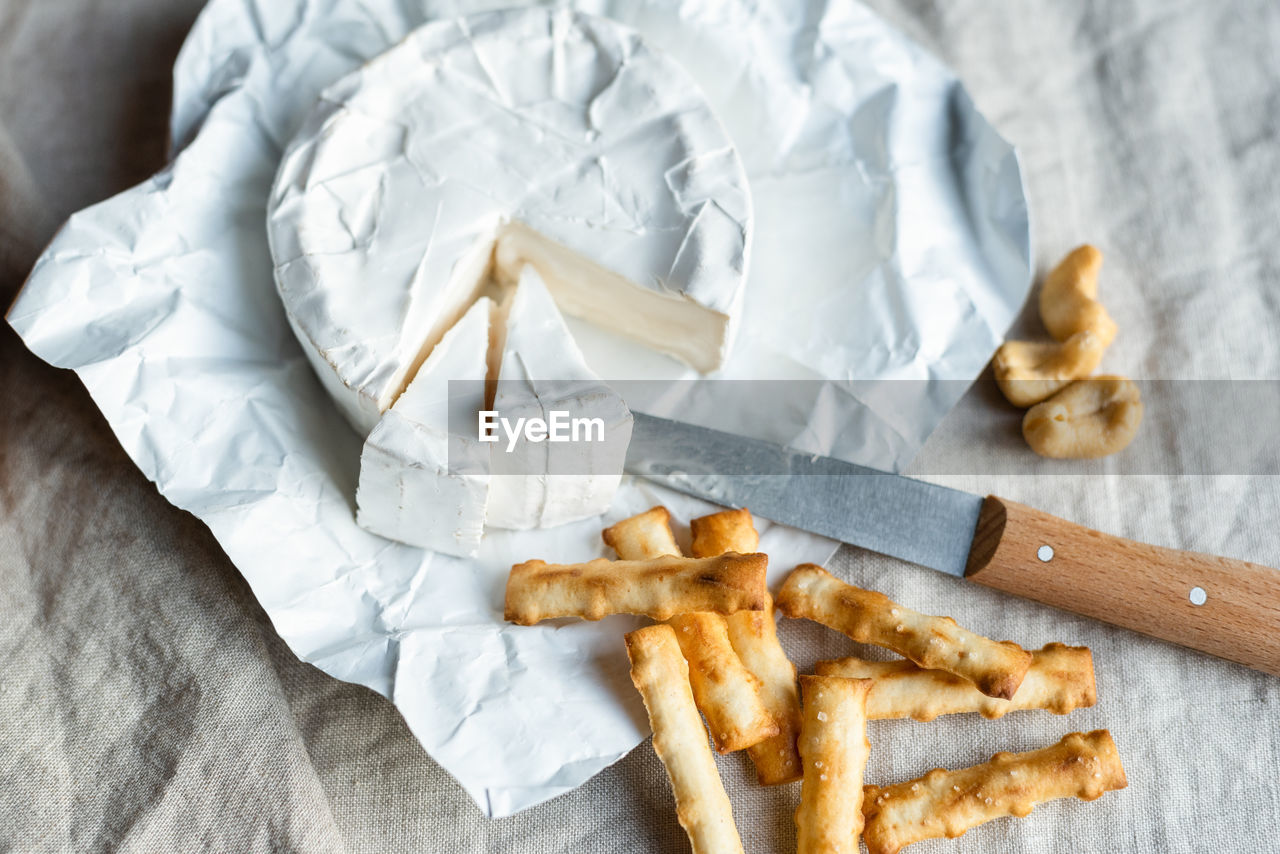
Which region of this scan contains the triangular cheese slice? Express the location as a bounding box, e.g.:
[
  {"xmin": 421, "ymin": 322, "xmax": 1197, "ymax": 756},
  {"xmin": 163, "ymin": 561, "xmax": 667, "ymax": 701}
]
[
  {"xmin": 355, "ymin": 298, "xmax": 491, "ymax": 555},
  {"xmin": 486, "ymin": 267, "xmax": 634, "ymax": 530}
]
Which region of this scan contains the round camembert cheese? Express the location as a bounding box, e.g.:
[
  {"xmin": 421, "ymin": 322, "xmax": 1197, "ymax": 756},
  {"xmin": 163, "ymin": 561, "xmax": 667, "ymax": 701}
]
[{"xmin": 267, "ymin": 7, "xmax": 752, "ymax": 436}]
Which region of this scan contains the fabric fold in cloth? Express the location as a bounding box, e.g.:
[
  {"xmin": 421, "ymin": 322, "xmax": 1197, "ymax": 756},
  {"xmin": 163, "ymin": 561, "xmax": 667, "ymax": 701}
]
[{"xmin": 0, "ymin": 122, "xmax": 52, "ymax": 283}]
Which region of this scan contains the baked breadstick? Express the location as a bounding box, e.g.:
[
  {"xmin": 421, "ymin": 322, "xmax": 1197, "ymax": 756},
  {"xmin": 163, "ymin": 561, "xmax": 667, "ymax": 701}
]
[
  {"xmin": 689, "ymin": 508, "xmax": 760, "ymax": 558},
  {"xmin": 795, "ymin": 676, "xmax": 872, "ymax": 854},
  {"xmin": 626, "ymin": 625, "xmax": 745, "ymax": 854},
  {"xmin": 668, "ymin": 612, "xmax": 780, "ymax": 752},
  {"xmin": 603, "ymin": 506, "xmax": 681, "ymax": 559},
  {"xmin": 816, "ymin": 643, "xmax": 1096, "ymax": 721},
  {"xmin": 776, "ymin": 564, "xmax": 1032, "ymax": 699},
  {"xmin": 861, "ymin": 730, "xmax": 1127, "ymax": 854},
  {"xmin": 603, "ymin": 508, "xmax": 779, "ymax": 754},
  {"xmin": 722, "ymin": 598, "xmax": 804, "ymax": 781},
  {"xmin": 693, "ymin": 508, "xmax": 804, "ymax": 784},
  {"xmin": 504, "ymin": 554, "xmax": 768, "ymax": 625}
]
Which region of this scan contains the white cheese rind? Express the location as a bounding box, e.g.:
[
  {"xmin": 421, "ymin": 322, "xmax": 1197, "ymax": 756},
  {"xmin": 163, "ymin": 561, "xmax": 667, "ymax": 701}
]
[
  {"xmin": 267, "ymin": 7, "xmax": 750, "ymax": 435},
  {"xmin": 487, "ymin": 267, "xmax": 633, "ymax": 530},
  {"xmin": 355, "ymin": 299, "xmax": 492, "ymax": 555}
]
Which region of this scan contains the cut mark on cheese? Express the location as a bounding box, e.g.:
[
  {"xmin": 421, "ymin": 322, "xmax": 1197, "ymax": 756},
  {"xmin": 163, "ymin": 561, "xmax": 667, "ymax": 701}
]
[{"xmin": 387, "ymin": 227, "xmax": 499, "ymax": 410}]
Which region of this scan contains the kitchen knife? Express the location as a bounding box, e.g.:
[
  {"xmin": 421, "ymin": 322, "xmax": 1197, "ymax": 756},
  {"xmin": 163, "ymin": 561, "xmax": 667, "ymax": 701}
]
[{"xmin": 625, "ymin": 412, "xmax": 1280, "ymax": 676}]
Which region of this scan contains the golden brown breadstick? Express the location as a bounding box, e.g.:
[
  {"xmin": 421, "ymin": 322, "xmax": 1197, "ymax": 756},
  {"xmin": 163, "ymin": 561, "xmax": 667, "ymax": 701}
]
[
  {"xmin": 776, "ymin": 564, "xmax": 1032, "ymax": 699},
  {"xmin": 693, "ymin": 508, "xmax": 804, "ymax": 784},
  {"xmin": 795, "ymin": 676, "xmax": 872, "ymax": 854},
  {"xmin": 723, "ymin": 599, "xmax": 804, "ymax": 782},
  {"xmin": 626, "ymin": 625, "xmax": 745, "ymax": 854},
  {"xmin": 690, "ymin": 508, "xmax": 760, "ymax": 558},
  {"xmin": 668, "ymin": 612, "xmax": 779, "ymax": 752},
  {"xmin": 504, "ymin": 554, "xmax": 768, "ymax": 625},
  {"xmin": 603, "ymin": 506, "xmax": 681, "ymax": 559},
  {"xmin": 861, "ymin": 730, "xmax": 1127, "ymax": 854},
  {"xmin": 815, "ymin": 643, "xmax": 1096, "ymax": 721},
  {"xmin": 604, "ymin": 507, "xmax": 779, "ymax": 754}
]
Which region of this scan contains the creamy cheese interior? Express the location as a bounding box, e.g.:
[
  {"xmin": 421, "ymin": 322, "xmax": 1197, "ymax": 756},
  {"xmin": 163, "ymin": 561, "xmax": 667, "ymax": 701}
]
[
  {"xmin": 386, "ymin": 220, "xmax": 732, "ymax": 415},
  {"xmin": 493, "ymin": 223, "xmax": 733, "ymax": 375}
]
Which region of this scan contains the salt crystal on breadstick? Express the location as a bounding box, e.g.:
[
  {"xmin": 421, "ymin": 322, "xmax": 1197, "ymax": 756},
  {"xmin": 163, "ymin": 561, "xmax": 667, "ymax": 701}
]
[
  {"xmin": 626, "ymin": 625, "xmax": 745, "ymax": 854},
  {"xmin": 693, "ymin": 508, "xmax": 805, "ymax": 784},
  {"xmin": 504, "ymin": 554, "xmax": 767, "ymax": 625},
  {"xmin": 816, "ymin": 643, "xmax": 1095, "ymax": 721},
  {"xmin": 861, "ymin": 730, "xmax": 1127, "ymax": 854},
  {"xmin": 603, "ymin": 506, "xmax": 681, "ymax": 559},
  {"xmin": 794, "ymin": 675, "xmax": 872, "ymax": 854},
  {"xmin": 604, "ymin": 507, "xmax": 778, "ymax": 753},
  {"xmin": 776, "ymin": 564, "xmax": 1032, "ymax": 699}
]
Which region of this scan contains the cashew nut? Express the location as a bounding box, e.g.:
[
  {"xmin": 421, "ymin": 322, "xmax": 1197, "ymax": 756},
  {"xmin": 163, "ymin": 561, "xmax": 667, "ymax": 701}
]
[
  {"xmin": 1022, "ymin": 376, "xmax": 1143, "ymax": 459},
  {"xmin": 1039, "ymin": 245, "xmax": 1117, "ymax": 347},
  {"xmin": 993, "ymin": 330, "xmax": 1108, "ymax": 407}
]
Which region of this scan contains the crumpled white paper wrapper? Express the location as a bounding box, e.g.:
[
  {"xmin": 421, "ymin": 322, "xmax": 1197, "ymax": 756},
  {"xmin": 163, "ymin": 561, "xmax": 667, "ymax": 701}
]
[{"xmin": 7, "ymin": 0, "xmax": 1029, "ymax": 818}]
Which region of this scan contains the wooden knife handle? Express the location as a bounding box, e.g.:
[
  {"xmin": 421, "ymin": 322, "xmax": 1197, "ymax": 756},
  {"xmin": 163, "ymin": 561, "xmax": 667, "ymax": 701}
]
[{"xmin": 965, "ymin": 495, "xmax": 1280, "ymax": 676}]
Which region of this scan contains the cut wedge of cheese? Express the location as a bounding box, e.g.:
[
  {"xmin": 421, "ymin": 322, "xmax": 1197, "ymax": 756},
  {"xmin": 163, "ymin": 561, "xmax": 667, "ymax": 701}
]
[
  {"xmin": 487, "ymin": 266, "xmax": 634, "ymax": 530},
  {"xmin": 355, "ymin": 267, "xmax": 632, "ymax": 547},
  {"xmin": 354, "ymin": 298, "xmax": 491, "ymax": 556},
  {"xmin": 267, "ymin": 7, "xmax": 751, "ymax": 435}
]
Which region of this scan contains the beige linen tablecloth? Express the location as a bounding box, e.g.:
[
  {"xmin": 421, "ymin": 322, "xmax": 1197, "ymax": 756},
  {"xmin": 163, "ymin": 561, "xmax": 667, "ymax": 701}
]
[{"xmin": 3, "ymin": 1, "xmax": 1279, "ymax": 851}]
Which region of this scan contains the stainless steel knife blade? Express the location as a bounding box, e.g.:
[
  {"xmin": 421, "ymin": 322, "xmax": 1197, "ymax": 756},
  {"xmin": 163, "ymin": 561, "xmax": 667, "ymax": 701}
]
[{"xmin": 625, "ymin": 412, "xmax": 983, "ymax": 577}]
